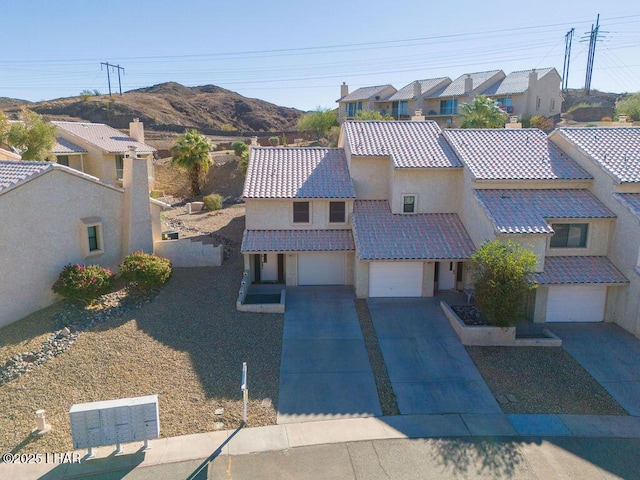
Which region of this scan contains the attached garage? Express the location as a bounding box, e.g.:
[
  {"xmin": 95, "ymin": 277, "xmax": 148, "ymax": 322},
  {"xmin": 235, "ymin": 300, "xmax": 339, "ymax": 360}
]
[
  {"xmin": 369, "ymin": 261, "xmax": 423, "ymax": 297},
  {"xmin": 298, "ymin": 252, "xmax": 346, "ymax": 285},
  {"xmin": 546, "ymin": 285, "xmax": 607, "ymax": 323}
]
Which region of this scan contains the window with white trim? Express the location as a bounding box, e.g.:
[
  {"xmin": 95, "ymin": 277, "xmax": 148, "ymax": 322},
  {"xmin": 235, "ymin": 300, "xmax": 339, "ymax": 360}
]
[
  {"xmin": 115, "ymin": 155, "xmax": 124, "ymax": 181},
  {"xmin": 402, "ymin": 195, "xmax": 417, "ymax": 214},
  {"xmin": 293, "ymin": 202, "xmax": 310, "ymax": 223},
  {"xmin": 80, "ymin": 217, "xmax": 104, "ymax": 257},
  {"xmin": 550, "ymin": 223, "xmax": 588, "ymax": 248},
  {"xmin": 329, "ymin": 201, "xmax": 346, "ymax": 223},
  {"xmin": 346, "ymin": 102, "xmax": 362, "ymax": 117}
]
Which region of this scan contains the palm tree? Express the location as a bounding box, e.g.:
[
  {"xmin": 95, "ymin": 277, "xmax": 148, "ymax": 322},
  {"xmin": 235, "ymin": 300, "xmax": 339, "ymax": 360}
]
[
  {"xmin": 171, "ymin": 129, "xmax": 211, "ymax": 197},
  {"xmin": 459, "ymin": 96, "xmax": 508, "ymax": 128}
]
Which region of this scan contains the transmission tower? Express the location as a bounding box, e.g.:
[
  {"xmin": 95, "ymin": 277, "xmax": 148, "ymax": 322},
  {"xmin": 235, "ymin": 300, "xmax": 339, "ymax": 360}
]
[
  {"xmin": 100, "ymin": 62, "xmax": 125, "ymax": 96},
  {"xmin": 580, "ymin": 14, "xmax": 607, "ymax": 95},
  {"xmin": 561, "ymin": 28, "xmax": 574, "ymax": 92}
]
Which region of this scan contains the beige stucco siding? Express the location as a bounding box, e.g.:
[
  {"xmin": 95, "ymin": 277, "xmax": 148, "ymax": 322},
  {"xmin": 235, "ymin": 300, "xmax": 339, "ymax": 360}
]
[
  {"xmin": 458, "ymin": 171, "xmax": 495, "ymax": 248},
  {"xmin": 0, "ymin": 170, "xmax": 124, "ymax": 328},
  {"xmin": 348, "ymin": 156, "xmax": 391, "ymax": 200},
  {"xmin": 390, "ymin": 169, "xmax": 462, "ymax": 213},
  {"xmin": 244, "ymin": 199, "xmax": 353, "ymax": 230}
]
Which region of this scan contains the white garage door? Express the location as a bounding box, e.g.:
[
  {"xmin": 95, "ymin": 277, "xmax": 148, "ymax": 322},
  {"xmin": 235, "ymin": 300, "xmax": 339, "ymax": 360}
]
[
  {"xmin": 298, "ymin": 253, "xmax": 345, "ymax": 285},
  {"xmin": 369, "ymin": 262, "xmax": 423, "ymax": 297},
  {"xmin": 546, "ymin": 285, "xmax": 606, "ymax": 322}
]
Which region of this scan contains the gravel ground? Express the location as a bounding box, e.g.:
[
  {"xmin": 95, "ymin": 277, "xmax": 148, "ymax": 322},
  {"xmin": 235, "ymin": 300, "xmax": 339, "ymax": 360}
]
[
  {"xmin": 354, "ymin": 299, "xmax": 400, "ymax": 416},
  {"xmin": 466, "ymin": 346, "xmax": 628, "ymax": 415},
  {"xmin": 0, "ymin": 203, "xmax": 284, "ymax": 455}
]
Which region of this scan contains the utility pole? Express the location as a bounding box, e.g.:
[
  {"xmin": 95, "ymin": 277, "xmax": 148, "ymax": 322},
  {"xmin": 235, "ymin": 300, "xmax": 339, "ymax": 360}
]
[
  {"xmin": 100, "ymin": 62, "xmax": 125, "ymax": 96},
  {"xmin": 561, "ymin": 28, "xmax": 574, "ymax": 92},
  {"xmin": 580, "ymin": 14, "xmax": 607, "ymax": 95}
]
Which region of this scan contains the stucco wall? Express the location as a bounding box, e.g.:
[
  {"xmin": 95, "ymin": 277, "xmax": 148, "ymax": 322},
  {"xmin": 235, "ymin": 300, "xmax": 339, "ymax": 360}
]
[
  {"xmin": 349, "ymin": 156, "xmax": 391, "ymax": 200},
  {"xmin": 354, "ymin": 258, "xmax": 369, "ymax": 298},
  {"xmin": 244, "ymin": 199, "xmax": 353, "ymax": 230},
  {"xmin": 390, "ymin": 169, "xmax": 462, "ymax": 213},
  {"xmin": 0, "ymin": 170, "xmax": 124, "ymax": 328}
]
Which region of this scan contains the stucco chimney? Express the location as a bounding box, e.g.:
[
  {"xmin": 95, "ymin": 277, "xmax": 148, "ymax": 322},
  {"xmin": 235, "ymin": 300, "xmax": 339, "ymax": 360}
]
[
  {"xmin": 528, "ymin": 69, "xmax": 538, "ymax": 90},
  {"xmin": 251, "ymin": 136, "xmax": 259, "ymax": 146},
  {"xmin": 341, "ymin": 82, "xmax": 349, "ymax": 99},
  {"xmin": 413, "ymin": 81, "xmax": 422, "ymax": 98},
  {"xmin": 129, "ymin": 118, "xmax": 145, "ymax": 144},
  {"xmin": 464, "ymin": 75, "xmax": 473, "ymax": 94},
  {"xmin": 411, "ymin": 110, "xmax": 425, "ymax": 121},
  {"xmin": 121, "ymin": 146, "xmax": 153, "ymax": 255}
]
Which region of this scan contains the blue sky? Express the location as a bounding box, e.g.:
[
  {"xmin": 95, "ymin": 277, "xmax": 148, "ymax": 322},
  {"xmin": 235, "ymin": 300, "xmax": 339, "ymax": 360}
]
[{"xmin": 1, "ymin": 1, "xmax": 638, "ymax": 111}]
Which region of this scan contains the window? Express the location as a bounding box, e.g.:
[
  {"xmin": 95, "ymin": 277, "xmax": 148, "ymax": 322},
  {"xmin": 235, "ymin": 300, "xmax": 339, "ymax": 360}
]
[
  {"xmin": 391, "ymin": 101, "xmax": 408, "ymax": 117},
  {"xmin": 536, "ymin": 97, "xmax": 541, "ymax": 110},
  {"xmin": 80, "ymin": 217, "xmax": 103, "ymax": 257},
  {"xmin": 550, "ymin": 99, "xmax": 556, "ymax": 112},
  {"xmin": 115, "ymin": 155, "xmax": 124, "ymax": 181},
  {"xmin": 293, "ymin": 202, "xmax": 310, "ymax": 223},
  {"xmin": 496, "ymin": 97, "xmax": 513, "ymax": 113},
  {"xmin": 329, "ymin": 201, "xmax": 346, "ymax": 223},
  {"xmin": 440, "ymin": 99, "xmax": 458, "ymax": 115},
  {"xmin": 57, "ymin": 155, "xmax": 69, "ymax": 166},
  {"xmin": 403, "ymin": 195, "xmax": 416, "ymax": 213},
  {"xmin": 550, "ymin": 223, "xmax": 588, "ymax": 248},
  {"xmin": 346, "ymin": 102, "xmax": 362, "ymax": 117}
]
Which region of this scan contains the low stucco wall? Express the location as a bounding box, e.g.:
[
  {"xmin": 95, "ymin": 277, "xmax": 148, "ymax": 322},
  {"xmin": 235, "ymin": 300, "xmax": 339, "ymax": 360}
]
[{"xmin": 153, "ymin": 239, "xmax": 223, "ymax": 268}]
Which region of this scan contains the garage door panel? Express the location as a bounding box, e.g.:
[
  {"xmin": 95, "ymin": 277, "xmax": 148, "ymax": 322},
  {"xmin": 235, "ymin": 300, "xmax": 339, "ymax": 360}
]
[
  {"xmin": 298, "ymin": 253, "xmax": 345, "ymax": 285},
  {"xmin": 546, "ymin": 285, "xmax": 606, "ymax": 323},
  {"xmin": 369, "ymin": 262, "xmax": 422, "ymax": 297}
]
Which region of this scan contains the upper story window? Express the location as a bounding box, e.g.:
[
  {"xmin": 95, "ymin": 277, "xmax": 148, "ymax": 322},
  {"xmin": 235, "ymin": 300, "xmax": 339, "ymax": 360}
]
[
  {"xmin": 536, "ymin": 97, "xmax": 541, "ymax": 110},
  {"xmin": 329, "ymin": 201, "xmax": 346, "ymax": 223},
  {"xmin": 346, "ymin": 102, "xmax": 363, "ymax": 117},
  {"xmin": 550, "ymin": 223, "xmax": 588, "ymax": 248},
  {"xmin": 392, "ymin": 101, "xmax": 408, "ymax": 117},
  {"xmin": 115, "ymin": 154, "xmax": 124, "ymax": 181},
  {"xmin": 403, "ymin": 195, "xmax": 416, "ymax": 214},
  {"xmin": 440, "ymin": 99, "xmax": 458, "ymax": 115},
  {"xmin": 57, "ymin": 155, "xmax": 69, "ymax": 166},
  {"xmin": 550, "ymin": 99, "xmax": 556, "ymax": 112},
  {"xmin": 293, "ymin": 202, "xmax": 310, "ymax": 223}
]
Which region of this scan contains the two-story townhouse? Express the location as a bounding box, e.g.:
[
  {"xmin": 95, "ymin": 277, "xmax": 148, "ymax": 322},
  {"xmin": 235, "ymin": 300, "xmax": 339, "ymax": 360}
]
[
  {"xmin": 482, "ymin": 68, "xmax": 562, "ymax": 118},
  {"xmin": 423, "ymin": 70, "xmax": 505, "ymax": 127},
  {"xmin": 550, "ymin": 127, "xmax": 640, "ymax": 335},
  {"xmin": 382, "ymin": 77, "xmax": 451, "ymax": 120},
  {"xmin": 442, "ymin": 127, "xmax": 627, "ymax": 324},
  {"xmin": 52, "ymin": 119, "xmax": 156, "ymax": 189},
  {"xmin": 241, "ymin": 148, "xmax": 356, "ymax": 286},
  {"xmin": 337, "ymin": 84, "xmax": 397, "ymax": 122}
]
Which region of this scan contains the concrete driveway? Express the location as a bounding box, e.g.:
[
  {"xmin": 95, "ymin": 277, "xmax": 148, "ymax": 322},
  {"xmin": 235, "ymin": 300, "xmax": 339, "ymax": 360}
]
[
  {"xmin": 277, "ymin": 286, "xmax": 381, "ymax": 424},
  {"xmin": 548, "ymin": 323, "xmax": 640, "ymax": 416},
  {"xmin": 368, "ymin": 297, "xmax": 501, "ymax": 415}
]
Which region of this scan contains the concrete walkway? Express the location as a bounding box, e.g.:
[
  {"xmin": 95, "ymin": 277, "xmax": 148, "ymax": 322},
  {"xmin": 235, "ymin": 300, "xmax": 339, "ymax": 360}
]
[
  {"xmin": 368, "ymin": 297, "xmax": 501, "ymax": 415},
  {"xmin": 277, "ymin": 286, "xmax": 381, "ymax": 424},
  {"xmin": 548, "ymin": 323, "xmax": 640, "ymax": 416}
]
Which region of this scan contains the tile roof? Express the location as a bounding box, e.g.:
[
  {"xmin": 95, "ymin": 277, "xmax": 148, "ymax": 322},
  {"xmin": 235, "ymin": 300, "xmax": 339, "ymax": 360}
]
[
  {"xmin": 614, "ymin": 193, "xmax": 640, "ymax": 221},
  {"xmin": 429, "ymin": 70, "xmax": 504, "ymax": 98},
  {"xmin": 243, "ymin": 147, "xmax": 355, "ymax": 199},
  {"xmin": 482, "ymin": 68, "xmax": 555, "ymax": 96},
  {"xmin": 387, "ymin": 77, "xmax": 451, "ymax": 101},
  {"xmin": 0, "ymin": 160, "xmax": 52, "ymax": 193},
  {"xmin": 443, "ymin": 128, "xmax": 592, "ymax": 180},
  {"xmin": 343, "ymin": 121, "xmax": 461, "ymax": 168},
  {"xmin": 53, "ymin": 137, "xmax": 87, "ymax": 154},
  {"xmin": 340, "ymin": 85, "xmax": 396, "ymax": 102},
  {"xmin": 352, "ymin": 200, "xmax": 476, "ymax": 260},
  {"xmin": 52, "ymin": 121, "xmax": 156, "ymax": 154},
  {"xmin": 535, "ymin": 256, "xmax": 628, "ymax": 285},
  {"xmin": 555, "ymin": 127, "xmax": 640, "ymax": 183},
  {"xmin": 474, "ymin": 189, "xmax": 615, "ymax": 234},
  {"xmin": 241, "ymin": 229, "xmax": 354, "ymax": 253}
]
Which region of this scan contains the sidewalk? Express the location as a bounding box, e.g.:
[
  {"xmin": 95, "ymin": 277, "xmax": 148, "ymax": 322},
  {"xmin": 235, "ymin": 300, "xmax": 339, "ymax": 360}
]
[{"xmin": 3, "ymin": 413, "xmax": 640, "ymax": 479}]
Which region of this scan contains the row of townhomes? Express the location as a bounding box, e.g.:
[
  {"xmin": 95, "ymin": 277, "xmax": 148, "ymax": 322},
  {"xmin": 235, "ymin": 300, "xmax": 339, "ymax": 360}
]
[
  {"xmin": 241, "ymin": 119, "xmax": 640, "ymax": 338},
  {"xmin": 0, "ymin": 120, "xmax": 166, "ymax": 328},
  {"xmin": 337, "ymin": 68, "xmax": 562, "ymax": 127}
]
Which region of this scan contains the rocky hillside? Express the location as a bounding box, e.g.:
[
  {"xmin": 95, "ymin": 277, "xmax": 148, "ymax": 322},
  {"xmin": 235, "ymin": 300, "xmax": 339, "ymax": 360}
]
[{"xmin": 0, "ymin": 82, "xmax": 303, "ymax": 133}]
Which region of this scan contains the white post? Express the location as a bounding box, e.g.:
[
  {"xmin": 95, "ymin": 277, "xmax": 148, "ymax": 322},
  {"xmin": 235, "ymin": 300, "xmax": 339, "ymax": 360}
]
[{"xmin": 241, "ymin": 362, "xmax": 248, "ymax": 424}]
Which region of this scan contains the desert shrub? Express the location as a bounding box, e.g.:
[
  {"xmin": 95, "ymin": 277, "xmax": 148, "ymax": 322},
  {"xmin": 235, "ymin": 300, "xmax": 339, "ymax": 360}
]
[
  {"xmin": 119, "ymin": 252, "xmax": 172, "ymax": 294},
  {"xmin": 203, "ymin": 193, "xmax": 223, "ymax": 211},
  {"xmin": 52, "ymin": 264, "xmax": 115, "ymax": 304},
  {"xmin": 269, "ymin": 136, "xmax": 279, "ymax": 146},
  {"xmin": 601, "ymin": 116, "xmax": 613, "ymax": 122},
  {"xmin": 529, "ymin": 115, "xmax": 554, "ymax": 131},
  {"xmin": 231, "ymin": 141, "xmax": 248, "ymax": 157}
]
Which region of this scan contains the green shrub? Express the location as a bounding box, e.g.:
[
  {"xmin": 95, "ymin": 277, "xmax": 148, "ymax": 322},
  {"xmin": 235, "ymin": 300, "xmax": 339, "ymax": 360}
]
[
  {"xmin": 203, "ymin": 193, "xmax": 223, "ymax": 211},
  {"xmin": 52, "ymin": 264, "xmax": 115, "ymax": 304},
  {"xmin": 119, "ymin": 252, "xmax": 172, "ymax": 294},
  {"xmin": 231, "ymin": 141, "xmax": 248, "ymax": 157},
  {"xmin": 268, "ymin": 136, "xmax": 279, "ymax": 146}
]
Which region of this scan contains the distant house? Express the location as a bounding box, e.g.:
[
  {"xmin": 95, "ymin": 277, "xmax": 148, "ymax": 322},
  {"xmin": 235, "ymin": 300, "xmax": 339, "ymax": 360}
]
[
  {"xmin": 380, "ymin": 77, "xmax": 451, "ymax": 120},
  {"xmin": 241, "ymin": 119, "xmax": 640, "ymax": 337},
  {"xmin": 0, "ymin": 150, "xmax": 166, "ymax": 328},
  {"xmin": 337, "ymin": 84, "xmax": 397, "ymax": 122},
  {"xmin": 52, "ymin": 119, "xmax": 156, "ymax": 189}
]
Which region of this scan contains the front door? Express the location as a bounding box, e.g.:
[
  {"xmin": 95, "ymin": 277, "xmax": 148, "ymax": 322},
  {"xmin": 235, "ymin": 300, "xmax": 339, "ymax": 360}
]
[
  {"xmin": 438, "ymin": 261, "xmax": 456, "ymax": 291},
  {"xmin": 261, "ymin": 253, "xmax": 279, "ymax": 282}
]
